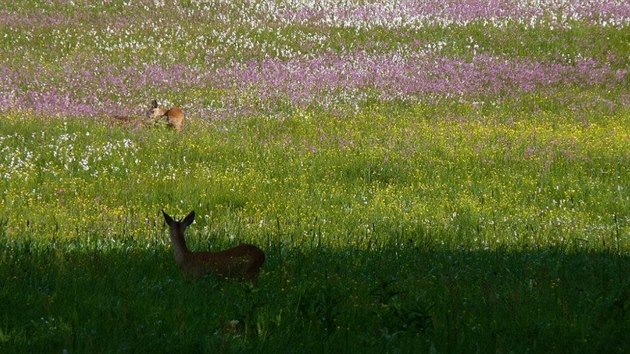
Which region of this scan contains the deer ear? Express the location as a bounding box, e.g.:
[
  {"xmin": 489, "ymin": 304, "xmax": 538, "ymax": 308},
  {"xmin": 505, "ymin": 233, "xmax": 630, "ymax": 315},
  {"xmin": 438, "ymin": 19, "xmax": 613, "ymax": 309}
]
[
  {"xmin": 162, "ymin": 210, "xmax": 175, "ymax": 227},
  {"xmin": 151, "ymin": 99, "xmax": 158, "ymax": 108},
  {"xmin": 182, "ymin": 211, "xmax": 195, "ymax": 227}
]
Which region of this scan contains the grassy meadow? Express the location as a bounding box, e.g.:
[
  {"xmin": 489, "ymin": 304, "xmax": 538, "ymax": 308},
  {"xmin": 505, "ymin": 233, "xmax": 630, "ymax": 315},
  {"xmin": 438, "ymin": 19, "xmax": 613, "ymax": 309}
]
[{"xmin": 1, "ymin": 1, "xmax": 629, "ymax": 353}]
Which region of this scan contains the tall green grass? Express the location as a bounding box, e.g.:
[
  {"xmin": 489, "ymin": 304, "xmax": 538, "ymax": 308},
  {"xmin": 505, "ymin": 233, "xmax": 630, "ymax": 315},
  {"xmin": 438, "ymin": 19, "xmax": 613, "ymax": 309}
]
[
  {"xmin": 1, "ymin": 1, "xmax": 629, "ymax": 352},
  {"xmin": 1, "ymin": 107, "xmax": 628, "ymax": 352}
]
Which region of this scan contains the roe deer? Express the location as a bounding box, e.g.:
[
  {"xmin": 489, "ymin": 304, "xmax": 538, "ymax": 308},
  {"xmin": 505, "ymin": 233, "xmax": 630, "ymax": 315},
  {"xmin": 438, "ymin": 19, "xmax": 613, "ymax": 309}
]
[
  {"xmin": 162, "ymin": 210, "xmax": 266, "ymax": 282},
  {"xmin": 148, "ymin": 100, "xmax": 185, "ymax": 131}
]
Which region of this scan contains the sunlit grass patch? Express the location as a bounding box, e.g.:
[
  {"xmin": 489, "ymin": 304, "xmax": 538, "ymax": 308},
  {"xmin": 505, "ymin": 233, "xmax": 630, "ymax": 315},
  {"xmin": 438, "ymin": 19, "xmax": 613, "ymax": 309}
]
[{"xmin": 1, "ymin": 108, "xmax": 627, "ymax": 247}]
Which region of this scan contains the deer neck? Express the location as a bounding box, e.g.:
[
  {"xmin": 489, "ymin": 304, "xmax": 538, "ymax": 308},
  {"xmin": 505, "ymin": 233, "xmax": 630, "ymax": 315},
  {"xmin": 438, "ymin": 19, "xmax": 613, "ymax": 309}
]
[{"xmin": 169, "ymin": 229, "xmax": 190, "ymax": 265}]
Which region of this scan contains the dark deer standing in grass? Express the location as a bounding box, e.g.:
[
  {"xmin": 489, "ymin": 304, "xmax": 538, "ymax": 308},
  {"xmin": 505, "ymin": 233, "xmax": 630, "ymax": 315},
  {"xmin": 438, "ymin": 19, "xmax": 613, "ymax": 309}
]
[{"xmin": 162, "ymin": 211, "xmax": 265, "ymax": 282}]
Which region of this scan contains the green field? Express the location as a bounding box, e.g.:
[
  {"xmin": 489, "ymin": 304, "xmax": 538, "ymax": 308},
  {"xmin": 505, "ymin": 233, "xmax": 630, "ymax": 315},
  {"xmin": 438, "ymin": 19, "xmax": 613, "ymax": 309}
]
[{"xmin": 1, "ymin": 1, "xmax": 629, "ymax": 353}]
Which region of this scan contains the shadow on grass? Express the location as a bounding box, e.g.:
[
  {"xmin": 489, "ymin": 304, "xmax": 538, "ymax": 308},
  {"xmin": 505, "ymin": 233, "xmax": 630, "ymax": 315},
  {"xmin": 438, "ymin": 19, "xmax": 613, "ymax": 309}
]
[{"xmin": 1, "ymin": 237, "xmax": 628, "ymax": 353}]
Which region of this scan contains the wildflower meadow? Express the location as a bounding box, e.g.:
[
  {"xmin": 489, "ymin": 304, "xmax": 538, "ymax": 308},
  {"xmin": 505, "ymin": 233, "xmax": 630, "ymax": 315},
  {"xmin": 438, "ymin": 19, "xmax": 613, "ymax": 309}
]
[{"xmin": 0, "ymin": 1, "xmax": 628, "ymax": 353}]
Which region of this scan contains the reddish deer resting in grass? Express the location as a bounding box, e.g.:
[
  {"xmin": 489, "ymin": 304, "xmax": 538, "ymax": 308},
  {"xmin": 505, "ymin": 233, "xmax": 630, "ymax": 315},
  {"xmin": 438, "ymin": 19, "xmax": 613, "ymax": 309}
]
[
  {"xmin": 147, "ymin": 100, "xmax": 185, "ymax": 131},
  {"xmin": 163, "ymin": 210, "xmax": 265, "ymax": 282}
]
